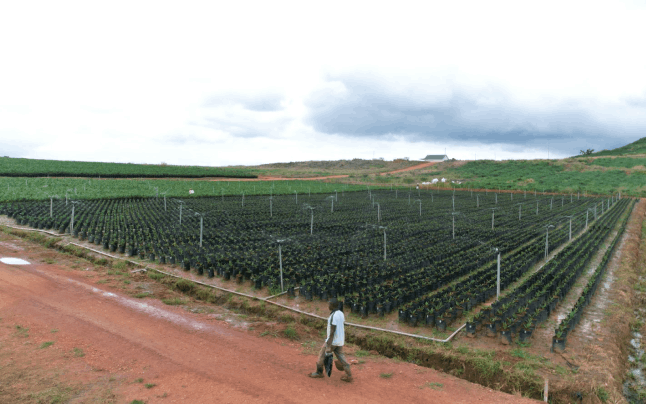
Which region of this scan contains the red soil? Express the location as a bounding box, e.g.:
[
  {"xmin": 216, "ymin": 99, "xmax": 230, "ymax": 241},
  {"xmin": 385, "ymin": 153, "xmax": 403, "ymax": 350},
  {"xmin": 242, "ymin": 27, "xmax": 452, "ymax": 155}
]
[{"xmin": 0, "ymin": 236, "xmax": 539, "ymax": 403}]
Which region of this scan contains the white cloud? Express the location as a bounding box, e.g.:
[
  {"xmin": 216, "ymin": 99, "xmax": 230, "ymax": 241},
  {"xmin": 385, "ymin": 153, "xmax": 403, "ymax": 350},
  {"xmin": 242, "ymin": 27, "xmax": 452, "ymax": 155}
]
[{"xmin": 0, "ymin": 0, "xmax": 645, "ymax": 165}]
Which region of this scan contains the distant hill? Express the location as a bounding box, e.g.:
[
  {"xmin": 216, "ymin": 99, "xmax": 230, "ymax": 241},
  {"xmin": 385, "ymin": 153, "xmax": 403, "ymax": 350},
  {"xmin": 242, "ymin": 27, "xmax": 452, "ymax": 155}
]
[{"xmin": 577, "ymin": 137, "xmax": 646, "ymax": 157}]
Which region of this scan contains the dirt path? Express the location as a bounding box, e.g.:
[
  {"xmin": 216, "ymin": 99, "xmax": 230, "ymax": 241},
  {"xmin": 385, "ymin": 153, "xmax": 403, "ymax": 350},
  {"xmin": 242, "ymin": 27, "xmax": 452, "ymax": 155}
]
[
  {"xmin": 379, "ymin": 161, "xmax": 436, "ymax": 175},
  {"xmin": 0, "ymin": 235, "xmax": 539, "ymax": 403},
  {"xmin": 207, "ymin": 161, "xmax": 437, "ymax": 182}
]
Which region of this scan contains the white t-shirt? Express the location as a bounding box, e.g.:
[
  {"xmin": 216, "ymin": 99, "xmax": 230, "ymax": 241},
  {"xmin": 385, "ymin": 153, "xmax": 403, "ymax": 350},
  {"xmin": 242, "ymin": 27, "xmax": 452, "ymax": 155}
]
[{"xmin": 327, "ymin": 310, "xmax": 345, "ymax": 346}]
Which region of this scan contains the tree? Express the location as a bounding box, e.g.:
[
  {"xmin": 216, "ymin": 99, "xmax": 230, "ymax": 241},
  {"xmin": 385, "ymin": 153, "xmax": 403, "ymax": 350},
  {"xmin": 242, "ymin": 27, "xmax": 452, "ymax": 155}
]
[{"xmin": 579, "ymin": 149, "xmax": 594, "ymax": 155}]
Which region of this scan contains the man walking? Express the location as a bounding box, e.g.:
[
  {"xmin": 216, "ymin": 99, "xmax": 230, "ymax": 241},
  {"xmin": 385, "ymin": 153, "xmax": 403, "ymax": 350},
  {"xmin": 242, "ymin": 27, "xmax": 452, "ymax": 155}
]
[{"xmin": 309, "ymin": 299, "xmax": 352, "ymax": 382}]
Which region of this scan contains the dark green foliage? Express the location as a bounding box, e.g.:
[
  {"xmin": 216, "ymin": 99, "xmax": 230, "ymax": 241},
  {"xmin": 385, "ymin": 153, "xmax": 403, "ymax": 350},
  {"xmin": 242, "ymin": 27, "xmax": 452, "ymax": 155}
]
[{"xmin": 0, "ymin": 156, "xmax": 256, "ymax": 178}]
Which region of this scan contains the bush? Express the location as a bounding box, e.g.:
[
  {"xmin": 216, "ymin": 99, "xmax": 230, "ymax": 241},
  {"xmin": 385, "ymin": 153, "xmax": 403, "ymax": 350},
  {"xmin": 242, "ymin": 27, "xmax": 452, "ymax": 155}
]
[{"xmin": 174, "ymin": 279, "xmax": 195, "ymax": 294}]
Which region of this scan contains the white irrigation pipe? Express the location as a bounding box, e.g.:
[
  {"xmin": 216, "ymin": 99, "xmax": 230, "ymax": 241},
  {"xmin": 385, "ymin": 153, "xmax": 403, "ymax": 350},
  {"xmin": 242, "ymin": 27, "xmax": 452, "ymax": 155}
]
[
  {"xmin": 147, "ymin": 265, "xmax": 465, "ymax": 342},
  {"xmin": 4, "ymin": 224, "xmax": 466, "ymax": 343}
]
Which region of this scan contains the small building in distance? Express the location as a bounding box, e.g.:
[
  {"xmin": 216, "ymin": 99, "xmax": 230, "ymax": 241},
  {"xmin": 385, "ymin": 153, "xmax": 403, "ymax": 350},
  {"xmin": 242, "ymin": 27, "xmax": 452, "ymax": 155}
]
[{"xmin": 421, "ymin": 154, "xmax": 449, "ymax": 162}]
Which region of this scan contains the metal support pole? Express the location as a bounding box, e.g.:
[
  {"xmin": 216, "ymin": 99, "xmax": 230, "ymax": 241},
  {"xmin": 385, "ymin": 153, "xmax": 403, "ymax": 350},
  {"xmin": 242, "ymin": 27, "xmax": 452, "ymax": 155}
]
[
  {"xmin": 452, "ymin": 215, "xmax": 455, "ymax": 239},
  {"xmin": 50, "ymin": 197, "xmax": 53, "ymax": 218},
  {"xmin": 497, "ymin": 252, "xmax": 501, "ymax": 299},
  {"xmin": 545, "ymin": 229, "xmax": 549, "ymax": 259},
  {"xmin": 279, "ymin": 244, "xmax": 284, "ymax": 292},
  {"xmin": 310, "ymin": 211, "xmax": 313, "ymax": 235},
  {"xmin": 383, "ymin": 230, "xmax": 387, "ymax": 261},
  {"xmin": 569, "ymin": 217, "xmax": 572, "ymax": 241},
  {"xmin": 70, "ymin": 205, "xmax": 75, "ymax": 234},
  {"xmin": 199, "ymin": 216, "xmax": 203, "ymax": 247},
  {"xmin": 164, "ymin": 195, "xmax": 167, "ymax": 211},
  {"xmin": 519, "ymin": 204, "xmax": 522, "ymax": 220}
]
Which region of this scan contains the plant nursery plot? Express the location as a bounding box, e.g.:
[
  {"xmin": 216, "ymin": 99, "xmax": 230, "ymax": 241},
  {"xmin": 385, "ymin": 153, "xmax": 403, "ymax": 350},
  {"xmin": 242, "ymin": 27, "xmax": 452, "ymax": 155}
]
[
  {"xmin": 1, "ymin": 189, "xmax": 622, "ymax": 337},
  {"xmin": 0, "ymin": 156, "xmax": 257, "ymax": 178},
  {"xmin": 0, "ymin": 177, "xmax": 365, "ymax": 202}
]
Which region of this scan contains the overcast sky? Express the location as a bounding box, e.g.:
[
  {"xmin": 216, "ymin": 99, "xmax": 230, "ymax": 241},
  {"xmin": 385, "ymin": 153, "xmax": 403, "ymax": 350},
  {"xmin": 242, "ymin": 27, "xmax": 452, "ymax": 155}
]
[{"xmin": 1, "ymin": 0, "xmax": 645, "ymax": 166}]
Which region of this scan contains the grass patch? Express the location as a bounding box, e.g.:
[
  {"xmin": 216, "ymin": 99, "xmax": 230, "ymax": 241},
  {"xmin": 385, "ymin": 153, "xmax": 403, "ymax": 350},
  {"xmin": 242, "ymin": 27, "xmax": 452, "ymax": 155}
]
[
  {"xmin": 39, "ymin": 341, "xmax": 55, "ymax": 349},
  {"xmin": 380, "ymin": 372, "xmax": 393, "ymax": 378},
  {"xmin": 174, "ymin": 279, "xmax": 195, "ymax": 294},
  {"xmin": 51, "ymin": 329, "xmax": 58, "ymax": 333},
  {"xmin": 597, "ymin": 386, "xmax": 609, "ymax": 402},
  {"xmin": 355, "ymin": 350, "xmax": 370, "ymax": 357},
  {"xmin": 134, "ymin": 292, "xmax": 150, "ymax": 298},
  {"xmin": 161, "ymin": 297, "xmax": 185, "ymax": 306},
  {"xmin": 147, "ymin": 271, "xmax": 165, "ymax": 281},
  {"xmin": 421, "ymin": 382, "xmax": 444, "ymax": 390},
  {"xmin": 14, "ymin": 324, "xmax": 29, "ymax": 338},
  {"xmin": 283, "ymin": 325, "xmax": 299, "ymax": 340},
  {"xmin": 130, "ymin": 400, "xmax": 145, "ymax": 404},
  {"xmin": 144, "ymin": 383, "xmax": 156, "ymax": 389},
  {"xmin": 134, "ymin": 378, "xmax": 144, "ymax": 383},
  {"xmin": 73, "ymin": 347, "xmax": 85, "ymax": 357}
]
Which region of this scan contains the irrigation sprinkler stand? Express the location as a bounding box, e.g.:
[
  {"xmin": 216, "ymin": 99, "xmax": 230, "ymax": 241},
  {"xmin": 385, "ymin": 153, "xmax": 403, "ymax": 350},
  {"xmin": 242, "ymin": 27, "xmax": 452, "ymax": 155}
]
[
  {"xmin": 383, "ymin": 228, "xmax": 387, "ymax": 261},
  {"xmin": 496, "ymin": 249, "xmax": 501, "ymax": 300},
  {"xmin": 536, "ymin": 201, "xmax": 539, "ymax": 215},
  {"xmin": 50, "ymin": 197, "xmax": 53, "ymax": 218},
  {"xmin": 452, "ymin": 195, "xmax": 455, "ymax": 211},
  {"xmin": 376, "ymin": 203, "xmax": 381, "ymax": 223},
  {"xmin": 416, "ymin": 200, "xmax": 422, "ymax": 217},
  {"xmin": 70, "ymin": 203, "xmax": 75, "ymax": 234},
  {"xmin": 490, "ymin": 208, "xmax": 498, "ymax": 230},
  {"xmin": 279, "ymin": 244, "xmax": 284, "ymax": 292},
  {"xmin": 331, "ymin": 199, "xmax": 334, "ymax": 213},
  {"xmin": 164, "ymin": 195, "xmax": 167, "ymax": 211},
  {"xmin": 452, "ymin": 212, "xmax": 460, "ymax": 239},
  {"xmin": 518, "ymin": 203, "xmax": 522, "ymax": 220},
  {"xmin": 199, "ymin": 215, "xmax": 204, "ymax": 247},
  {"xmin": 544, "ymin": 225, "xmax": 555, "ymax": 259}
]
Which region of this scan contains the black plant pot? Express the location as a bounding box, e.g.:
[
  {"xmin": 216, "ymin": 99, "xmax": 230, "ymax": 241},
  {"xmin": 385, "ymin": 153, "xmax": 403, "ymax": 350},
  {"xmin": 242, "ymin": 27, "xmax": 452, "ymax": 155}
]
[
  {"xmin": 435, "ymin": 318, "xmax": 447, "ymax": 332},
  {"xmin": 148, "ymin": 253, "xmax": 155, "ymax": 261},
  {"xmin": 425, "ymin": 313, "xmax": 435, "ymax": 327},
  {"xmin": 465, "ymin": 322, "xmax": 476, "ymax": 337},
  {"xmin": 183, "ymin": 260, "xmax": 191, "ymax": 271},
  {"xmin": 223, "ymin": 271, "xmax": 231, "ymax": 281},
  {"xmin": 109, "ymin": 244, "xmax": 116, "ymax": 252},
  {"xmin": 118, "ymin": 245, "xmax": 125, "ymax": 254},
  {"xmin": 207, "ymin": 268, "xmax": 214, "ymax": 278},
  {"xmin": 551, "ymin": 336, "xmax": 566, "ymax": 353},
  {"xmin": 518, "ymin": 329, "xmax": 532, "ymax": 343},
  {"xmin": 158, "ymin": 256, "xmax": 166, "ymax": 264},
  {"xmin": 254, "ymin": 279, "xmax": 262, "ymax": 289},
  {"xmin": 486, "ymin": 323, "xmax": 497, "ymax": 337}
]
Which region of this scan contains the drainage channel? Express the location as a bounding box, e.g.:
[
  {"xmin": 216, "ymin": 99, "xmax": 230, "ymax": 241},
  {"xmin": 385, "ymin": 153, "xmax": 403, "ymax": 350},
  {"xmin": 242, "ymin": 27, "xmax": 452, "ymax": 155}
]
[{"xmin": 624, "ymin": 302, "xmax": 646, "ymax": 402}]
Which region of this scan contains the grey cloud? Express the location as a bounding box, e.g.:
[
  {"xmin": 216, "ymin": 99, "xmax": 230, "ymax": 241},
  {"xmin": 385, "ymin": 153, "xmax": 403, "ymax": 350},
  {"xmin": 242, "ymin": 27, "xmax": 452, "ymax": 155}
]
[{"xmin": 303, "ymin": 73, "xmax": 644, "ymax": 155}]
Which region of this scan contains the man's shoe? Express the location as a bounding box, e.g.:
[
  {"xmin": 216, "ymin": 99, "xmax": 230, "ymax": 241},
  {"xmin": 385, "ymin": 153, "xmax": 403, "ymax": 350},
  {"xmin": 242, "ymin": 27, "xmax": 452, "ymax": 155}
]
[
  {"xmin": 340, "ymin": 375, "xmax": 353, "ymax": 382},
  {"xmin": 309, "ymin": 372, "xmax": 324, "ymax": 378}
]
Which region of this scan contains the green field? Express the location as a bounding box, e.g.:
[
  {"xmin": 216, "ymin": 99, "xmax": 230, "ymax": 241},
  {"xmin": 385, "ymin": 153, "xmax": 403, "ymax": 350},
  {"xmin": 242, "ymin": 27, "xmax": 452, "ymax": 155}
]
[
  {"xmin": 0, "ymin": 177, "xmax": 369, "ymax": 202},
  {"xmin": 0, "ymin": 157, "xmax": 257, "ymax": 179}
]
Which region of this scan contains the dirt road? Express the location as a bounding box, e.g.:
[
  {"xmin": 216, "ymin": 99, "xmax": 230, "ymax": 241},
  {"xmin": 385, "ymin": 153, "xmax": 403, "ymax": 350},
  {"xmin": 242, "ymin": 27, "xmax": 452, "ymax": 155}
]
[
  {"xmin": 0, "ymin": 235, "xmax": 539, "ymax": 403},
  {"xmin": 208, "ymin": 161, "xmax": 437, "ymax": 182}
]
